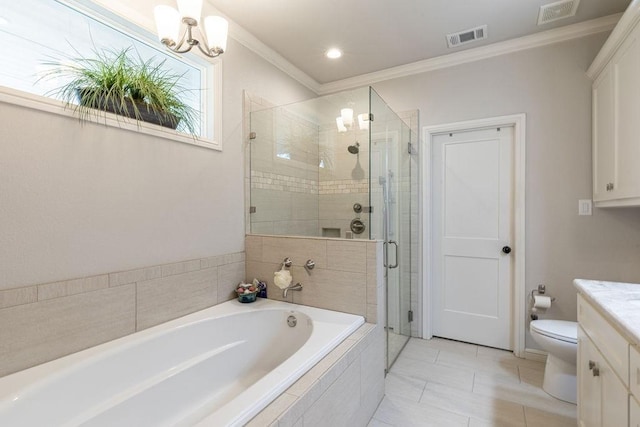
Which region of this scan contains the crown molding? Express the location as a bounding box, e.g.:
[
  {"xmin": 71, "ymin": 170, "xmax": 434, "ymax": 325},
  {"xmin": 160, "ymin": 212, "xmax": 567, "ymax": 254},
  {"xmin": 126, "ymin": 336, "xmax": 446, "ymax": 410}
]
[
  {"xmin": 587, "ymin": 0, "xmax": 640, "ymax": 79},
  {"xmin": 84, "ymin": 1, "xmax": 621, "ymax": 96},
  {"xmin": 86, "ymin": 0, "xmax": 322, "ymax": 93},
  {"xmin": 317, "ymin": 13, "xmax": 622, "ymax": 95},
  {"xmin": 225, "ymin": 21, "xmax": 322, "ymax": 93}
]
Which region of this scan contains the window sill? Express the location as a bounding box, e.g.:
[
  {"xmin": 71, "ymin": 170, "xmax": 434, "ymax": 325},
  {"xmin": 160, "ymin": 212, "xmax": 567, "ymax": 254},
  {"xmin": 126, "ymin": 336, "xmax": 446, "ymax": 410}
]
[{"xmin": 0, "ymin": 86, "xmax": 222, "ymax": 151}]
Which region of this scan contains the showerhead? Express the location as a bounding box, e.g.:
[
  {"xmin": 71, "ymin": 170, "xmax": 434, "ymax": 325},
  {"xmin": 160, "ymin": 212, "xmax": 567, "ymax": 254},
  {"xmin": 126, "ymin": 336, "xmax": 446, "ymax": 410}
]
[{"xmin": 347, "ymin": 142, "xmax": 360, "ymax": 154}]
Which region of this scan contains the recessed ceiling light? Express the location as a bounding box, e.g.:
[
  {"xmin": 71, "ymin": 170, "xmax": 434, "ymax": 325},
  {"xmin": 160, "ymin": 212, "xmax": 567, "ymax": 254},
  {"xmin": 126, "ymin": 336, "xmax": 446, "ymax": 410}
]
[{"xmin": 326, "ymin": 48, "xmax": 342, "ymax": 59}]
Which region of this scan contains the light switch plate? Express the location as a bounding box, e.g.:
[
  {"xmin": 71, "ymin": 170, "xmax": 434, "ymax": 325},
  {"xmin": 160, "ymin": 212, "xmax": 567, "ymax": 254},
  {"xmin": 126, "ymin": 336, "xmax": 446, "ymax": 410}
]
[{"xmin": 579, "ymin": 199, "xmax": 592, "ymax": 216}]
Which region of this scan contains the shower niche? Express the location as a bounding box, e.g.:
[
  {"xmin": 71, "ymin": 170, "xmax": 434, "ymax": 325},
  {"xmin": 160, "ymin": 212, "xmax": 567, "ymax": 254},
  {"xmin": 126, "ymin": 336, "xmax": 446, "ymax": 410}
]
[{"xmin": 248, "ymin": 86, "xmax": 418, "ymax": 370}]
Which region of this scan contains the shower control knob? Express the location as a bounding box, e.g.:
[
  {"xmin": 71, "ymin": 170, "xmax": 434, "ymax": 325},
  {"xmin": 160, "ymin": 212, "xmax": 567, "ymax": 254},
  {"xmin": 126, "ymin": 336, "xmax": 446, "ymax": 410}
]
[
  {"xmin": 502, "ymin": 246, "xmax": 512, "ymax": 254},
  {"xmin": 353, "ymin": 203, "xmax": 362, "ymax": 213},
  {"xmin": 350, "ymin": 219, "xmax": 366, "ymax": 234}
]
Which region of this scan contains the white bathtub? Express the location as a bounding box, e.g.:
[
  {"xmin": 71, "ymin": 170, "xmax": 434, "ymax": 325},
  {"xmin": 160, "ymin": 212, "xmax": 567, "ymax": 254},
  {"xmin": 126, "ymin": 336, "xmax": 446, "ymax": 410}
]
[{"xmin": 0, "ymin": 298, "xmax": 364, "ymax": 426}]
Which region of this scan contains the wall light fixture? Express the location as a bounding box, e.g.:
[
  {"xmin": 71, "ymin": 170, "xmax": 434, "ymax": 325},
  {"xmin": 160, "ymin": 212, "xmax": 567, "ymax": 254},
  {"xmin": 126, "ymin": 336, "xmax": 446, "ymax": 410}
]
[{"xmin": 154, "ymin": 0, "xmax": 228, "ymax": 58}]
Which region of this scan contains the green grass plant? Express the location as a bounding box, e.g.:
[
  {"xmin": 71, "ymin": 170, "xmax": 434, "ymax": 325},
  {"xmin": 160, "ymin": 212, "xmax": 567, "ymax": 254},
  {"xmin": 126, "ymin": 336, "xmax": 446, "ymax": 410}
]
[{"xmin": 43, "ymin": 47, "xmax": 198, "ymax": 135}]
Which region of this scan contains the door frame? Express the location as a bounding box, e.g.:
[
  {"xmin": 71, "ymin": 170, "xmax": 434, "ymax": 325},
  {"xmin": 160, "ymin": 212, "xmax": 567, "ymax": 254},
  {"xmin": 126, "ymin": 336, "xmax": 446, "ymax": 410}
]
[{"xmin": 421, "ymin": 114, "xmax": 526, "ymax": 357}]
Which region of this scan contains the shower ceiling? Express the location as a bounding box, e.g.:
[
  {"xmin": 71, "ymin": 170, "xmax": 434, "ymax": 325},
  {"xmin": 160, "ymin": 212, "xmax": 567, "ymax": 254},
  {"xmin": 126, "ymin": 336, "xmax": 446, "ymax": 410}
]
[{"xmin": 208, "ymin": 0, "xmax": 631, "ymax": 84}]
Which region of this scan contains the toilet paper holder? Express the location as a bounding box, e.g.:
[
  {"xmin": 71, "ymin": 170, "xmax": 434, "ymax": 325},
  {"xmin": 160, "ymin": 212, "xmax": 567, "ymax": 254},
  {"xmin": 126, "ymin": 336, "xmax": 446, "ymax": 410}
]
[
  {"xmin": 530, "ymin": 284, "xmax": 556, "ymax": 320},
  {"xmin": 530, "ymin": 284, "xmax": 556, "ymax": 301}
]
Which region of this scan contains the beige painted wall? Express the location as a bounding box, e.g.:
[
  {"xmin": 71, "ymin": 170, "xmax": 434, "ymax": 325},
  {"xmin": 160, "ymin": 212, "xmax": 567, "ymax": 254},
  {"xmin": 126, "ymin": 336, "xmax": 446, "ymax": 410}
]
[
  {"xmin": 0, "ymin": 36, "xmax": 315, "ymax": 290},
  {"xmin": 372, "ymin": 33, "xmax": 640, "ymax": 349}
]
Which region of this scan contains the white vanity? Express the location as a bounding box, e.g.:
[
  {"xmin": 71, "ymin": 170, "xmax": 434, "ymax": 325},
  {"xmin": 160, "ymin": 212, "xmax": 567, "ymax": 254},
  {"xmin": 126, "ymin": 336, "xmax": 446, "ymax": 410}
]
[{"xmin": 574, "ymin": 279, "xmax": 640, "ymax": 427}]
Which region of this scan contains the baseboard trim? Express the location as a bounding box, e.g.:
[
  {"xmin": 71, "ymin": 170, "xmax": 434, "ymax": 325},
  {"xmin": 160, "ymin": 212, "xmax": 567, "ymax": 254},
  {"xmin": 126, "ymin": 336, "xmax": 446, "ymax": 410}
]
[{"xmin": 523, "ymin": 348, "xmax": 548, "ymax": 362}]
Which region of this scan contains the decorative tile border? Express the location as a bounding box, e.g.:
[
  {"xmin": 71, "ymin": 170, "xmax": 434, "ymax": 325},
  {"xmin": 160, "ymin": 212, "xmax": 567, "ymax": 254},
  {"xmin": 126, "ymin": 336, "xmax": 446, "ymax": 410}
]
[
  {"xmin": 0, "ymin": 252, "xmax": 245, "ymax": 309},
  {"xmin": 0, "ymin": 252, "xmax": 246, "ymax": 377},
  {"xmin": 251, "ymin": 170, "xmax": 318, "ymax": 194},
  {"xmin": 319, "ymin": 179, "xmax": 369, "ymax": 195}
]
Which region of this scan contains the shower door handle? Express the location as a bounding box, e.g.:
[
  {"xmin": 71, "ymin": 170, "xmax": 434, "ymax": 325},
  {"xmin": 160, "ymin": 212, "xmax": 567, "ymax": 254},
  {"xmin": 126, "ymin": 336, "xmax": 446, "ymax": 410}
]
[{"xmin": 388, "ymin": 240, "xmax": 398, "ymax": 269}]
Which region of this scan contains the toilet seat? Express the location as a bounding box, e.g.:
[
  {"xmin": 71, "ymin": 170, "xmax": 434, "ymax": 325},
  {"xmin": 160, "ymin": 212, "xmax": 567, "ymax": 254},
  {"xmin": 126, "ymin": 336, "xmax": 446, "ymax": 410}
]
[{"xmin": 530, "ymin": 320, "xmax": 577, "ymax": 344}]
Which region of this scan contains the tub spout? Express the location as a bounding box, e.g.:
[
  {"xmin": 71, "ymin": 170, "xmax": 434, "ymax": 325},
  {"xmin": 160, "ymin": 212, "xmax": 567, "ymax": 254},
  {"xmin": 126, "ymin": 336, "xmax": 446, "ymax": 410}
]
[{"xmin": 283, "ymin": 282, "xmax": 303, "ymax": 298}]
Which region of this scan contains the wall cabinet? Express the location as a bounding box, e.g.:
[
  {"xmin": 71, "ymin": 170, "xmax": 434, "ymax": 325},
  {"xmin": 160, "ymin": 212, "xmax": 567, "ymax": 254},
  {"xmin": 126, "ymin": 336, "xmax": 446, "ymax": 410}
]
[
  {"xmin": 590, "ymin": 4, "xmax": 640, "ymax": 207},
  {"xmin": 577, "ymin": 294, "xmax": 634, "ymax": 426}
]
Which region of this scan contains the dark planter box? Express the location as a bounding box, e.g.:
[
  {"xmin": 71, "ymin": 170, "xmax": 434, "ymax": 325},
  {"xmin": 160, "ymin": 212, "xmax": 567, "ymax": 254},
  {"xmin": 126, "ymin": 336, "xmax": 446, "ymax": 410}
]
[{"xmin": 76, "ymin": 89, "xmax": 179, "ymax": 130}]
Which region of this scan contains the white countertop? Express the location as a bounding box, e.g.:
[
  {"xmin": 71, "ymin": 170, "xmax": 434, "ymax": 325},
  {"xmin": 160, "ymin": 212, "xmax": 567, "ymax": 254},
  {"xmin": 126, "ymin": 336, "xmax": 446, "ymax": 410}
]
[{"xmin": 574, "ymin": 279, "xmax": 640, "ymax": 346}]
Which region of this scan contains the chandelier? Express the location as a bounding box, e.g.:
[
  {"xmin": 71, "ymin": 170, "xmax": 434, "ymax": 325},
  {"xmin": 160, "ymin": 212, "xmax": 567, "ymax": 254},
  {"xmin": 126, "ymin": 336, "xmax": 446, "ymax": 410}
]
[
  {"xmin": 154, "ymin": 0, "xmax": 229, "ymax": 58},
  {"xmin": 336, "ymin": 108, "xmax": 370, "ymax": 133}
]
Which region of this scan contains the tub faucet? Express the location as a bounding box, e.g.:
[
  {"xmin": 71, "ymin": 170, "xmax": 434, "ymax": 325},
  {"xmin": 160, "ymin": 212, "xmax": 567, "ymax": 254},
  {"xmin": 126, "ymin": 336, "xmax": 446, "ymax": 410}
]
[{"xmin": 283, "ymin": 282, "xmax": 303, "ymax": 298}]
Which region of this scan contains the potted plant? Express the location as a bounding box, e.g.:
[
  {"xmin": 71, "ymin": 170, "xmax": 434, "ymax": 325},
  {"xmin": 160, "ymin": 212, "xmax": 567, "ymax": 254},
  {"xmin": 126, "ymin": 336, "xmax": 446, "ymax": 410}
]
[{"xmin": 43, "ymin": 47, "xmax": 198, "ymax": 135}]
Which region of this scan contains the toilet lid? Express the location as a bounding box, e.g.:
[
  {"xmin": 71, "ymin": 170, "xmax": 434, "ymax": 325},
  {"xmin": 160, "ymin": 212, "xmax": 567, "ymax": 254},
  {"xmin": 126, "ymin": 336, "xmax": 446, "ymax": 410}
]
[{"xmin": 530, "ymin": 320, "xmax": 577, "ymax": 344}]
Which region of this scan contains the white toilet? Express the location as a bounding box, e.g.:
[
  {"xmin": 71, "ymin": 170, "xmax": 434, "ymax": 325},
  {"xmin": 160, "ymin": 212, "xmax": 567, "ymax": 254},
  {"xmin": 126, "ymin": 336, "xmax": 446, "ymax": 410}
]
[{"xmin": 529, "ymin": 319, "xmax": 578, "ymax": 404}]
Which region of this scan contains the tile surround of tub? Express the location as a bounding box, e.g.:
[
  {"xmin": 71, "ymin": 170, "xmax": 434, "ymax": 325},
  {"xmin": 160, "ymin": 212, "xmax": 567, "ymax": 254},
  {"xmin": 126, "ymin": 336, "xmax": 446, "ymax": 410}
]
[
  {"xmin": 0, "ymin": 252, "xmax": 245, "ymax": 377},
  {"xmin": 246, "ymin": 322, "xmax": 385, "ymax": 427},
  {"xmin": 245, "ymin": 235, "xmax": 382, "ymax": 322}
]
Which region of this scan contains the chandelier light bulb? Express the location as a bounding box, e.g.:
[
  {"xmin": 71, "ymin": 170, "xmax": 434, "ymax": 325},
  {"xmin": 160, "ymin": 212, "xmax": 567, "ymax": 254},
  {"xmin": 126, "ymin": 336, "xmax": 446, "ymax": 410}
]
[
  {"xmin": 154, "ymin": 6, "xmax": 181, "ymax": 45},
  {"xmin": 358, "ymin": 113, "xmax": 370, "ymax": 130},
  {"xmin": 204, "ymin": 16, "xmax": 229, "ymax": 52},
  {"xmin": 340, "ymin": 108, "xmax": 354, "ymax": 128},
  {"xmin": 336, "ymin": 117, "xmax": 348, "ymax": 133}
]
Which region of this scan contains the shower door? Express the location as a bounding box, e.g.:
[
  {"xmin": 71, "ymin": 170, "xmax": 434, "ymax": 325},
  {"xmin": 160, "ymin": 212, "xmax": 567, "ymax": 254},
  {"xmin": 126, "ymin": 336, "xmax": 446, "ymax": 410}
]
[{"xmin": 369, "ymin": 88, "xmax": 415, "ymax": 371}]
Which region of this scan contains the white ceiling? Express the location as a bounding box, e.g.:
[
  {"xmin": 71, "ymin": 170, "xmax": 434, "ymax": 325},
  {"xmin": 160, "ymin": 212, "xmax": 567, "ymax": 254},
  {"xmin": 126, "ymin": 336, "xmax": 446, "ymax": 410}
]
[{"xmin": 209, "ymin": 0, "xmax": 631, "ymax": 84}]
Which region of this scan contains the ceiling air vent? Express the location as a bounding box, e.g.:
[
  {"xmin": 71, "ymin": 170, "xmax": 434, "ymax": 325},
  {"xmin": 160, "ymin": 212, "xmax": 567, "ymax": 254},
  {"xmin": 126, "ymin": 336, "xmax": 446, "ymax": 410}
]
[
  {"xmin": 538, "ymin": 0, "xmax": 580, "ymax": 25},
  {"xmin": 446, "ymin": 25, "xmax": 488, "ymax": 49}
]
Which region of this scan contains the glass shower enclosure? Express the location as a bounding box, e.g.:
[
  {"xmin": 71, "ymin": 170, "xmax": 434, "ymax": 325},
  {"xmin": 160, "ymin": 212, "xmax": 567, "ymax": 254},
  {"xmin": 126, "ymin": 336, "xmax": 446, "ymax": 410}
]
[{"xmin": 249, "ymin": 87, "xmax": 416, "ymax": 370}]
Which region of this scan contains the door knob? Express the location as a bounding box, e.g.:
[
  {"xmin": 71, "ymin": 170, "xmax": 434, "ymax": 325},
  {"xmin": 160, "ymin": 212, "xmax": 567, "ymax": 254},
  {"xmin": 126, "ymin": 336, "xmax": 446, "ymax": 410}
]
[{"xmin": 502, "ymin": 246, "xmax": 512, "ymax": 254}]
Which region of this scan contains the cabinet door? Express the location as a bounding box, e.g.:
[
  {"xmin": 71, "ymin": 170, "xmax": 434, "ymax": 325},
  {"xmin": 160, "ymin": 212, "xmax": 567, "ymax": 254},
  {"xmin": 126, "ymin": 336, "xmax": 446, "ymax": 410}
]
[
  {"xmin": 631, "ymin": 395, "xmax": 640, "ymax": 427},
  {"xmin": 601, "ymin": 352, "xmax": 629, "ymax": 426},
  {"xmin": 613, "ymin": 26, "xmax": 640, "ymax": 200},
  {"xmin": 578, "ymin": 327, "xmax": 602, "ymax": 427},
  {"xmin": 593, "ymin": 65, "xmax": 615, "ymax": 202}
]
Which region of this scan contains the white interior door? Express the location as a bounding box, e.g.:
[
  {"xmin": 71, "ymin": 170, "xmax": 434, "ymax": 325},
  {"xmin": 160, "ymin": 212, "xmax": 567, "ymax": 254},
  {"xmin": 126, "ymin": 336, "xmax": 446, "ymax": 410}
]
[{"xmin": 432, "ymin": 126, "xmax": 514, "ymax": 350}]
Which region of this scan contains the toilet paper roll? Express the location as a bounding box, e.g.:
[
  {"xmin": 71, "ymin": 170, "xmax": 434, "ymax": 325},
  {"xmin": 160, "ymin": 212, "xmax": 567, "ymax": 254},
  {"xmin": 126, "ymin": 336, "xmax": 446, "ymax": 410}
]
[{"xmin": 533, "ymin": 295, "xmax": 552, "ymax": 309}]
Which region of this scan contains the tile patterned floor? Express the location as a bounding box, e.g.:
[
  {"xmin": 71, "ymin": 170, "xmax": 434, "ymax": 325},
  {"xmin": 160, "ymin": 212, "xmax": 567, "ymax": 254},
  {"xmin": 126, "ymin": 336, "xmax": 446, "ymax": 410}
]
[{"xmin": 369, "ymin": 337, "xmax": 576, "ymax": 427}]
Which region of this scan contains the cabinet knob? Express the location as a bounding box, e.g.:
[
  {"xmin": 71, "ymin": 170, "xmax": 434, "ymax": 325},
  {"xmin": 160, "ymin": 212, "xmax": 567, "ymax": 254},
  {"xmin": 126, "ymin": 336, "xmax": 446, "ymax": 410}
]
[
  {"xmin": 588, "ymin": 360, "xmax": 596, "ymax": 370},
  {"xmin": 592, "ymin": 367, "xmax": 600, "ymax": 377}
]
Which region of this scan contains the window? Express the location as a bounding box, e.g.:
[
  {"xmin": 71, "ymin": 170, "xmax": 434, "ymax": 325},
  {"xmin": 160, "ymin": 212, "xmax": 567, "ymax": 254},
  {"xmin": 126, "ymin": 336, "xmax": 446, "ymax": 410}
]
[{"xmin": 0, "ymin": 0, "xmax": 219, "ymax": 145}]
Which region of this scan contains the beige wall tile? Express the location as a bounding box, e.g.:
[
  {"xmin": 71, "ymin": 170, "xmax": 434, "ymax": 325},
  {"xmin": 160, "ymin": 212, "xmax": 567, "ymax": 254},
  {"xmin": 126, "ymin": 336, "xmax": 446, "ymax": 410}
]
[
  {"xmin": 261, "ymin": 237, "xmax": 327, "ymax": 269},
  {"xmin": 109, "ymin": 266, "xmax": 162, "ymax": 287},
  {"xmin": 224, "ymin": 252, "xmax": 245, "ymax": 265},
  {"xmin": 291, "ymin": 267, "xmax": 366, "ymax": 317},
  {"xmin": 366, "ymin": 304, "xmax": 378, "ymax": 323},
  {"xmin": 37, "ymin": 281, "xmax": 67, "ymax": 301},
  {"xmin": 303, "ymin": 359, "xmax": 361, "ymax": 426},
  {"xmin": 360, "ymin": 329, "xmax": 385, "ymax": 398},
  {"xmin": 365, "ymin": 241, "xmax": 380, "ymax": 305},
  {"xmin": 0, "ymin": 285, "xmax": 135, "ymax": 377},
  {"xmin": 161, "ymin": 260, "xmax": 201, "ymax": 277},
  {"xmin": 245, "ymin": 392, "xmax": 296, "ymax": 427},
  {"xmin": 201, "ymin": 255, "xmax": 224, "ymax": 269},
  {"xmin": 245, "ymin": 235, "xmax": 263, "ymax": 262},
  {"xmin": 326, "ymin": 240, "xmax": 367, "ymax": 273},
  {"xmin": 0, "ymin": 286, "xmax": 37, "ymax": 308},
  {"xmin": 217, "ymin": 262, "xmax": 246, "ymax": 303},
  {"xmin": 136, "ymin": 268, "xmax": 218, "ymax": 330},
  {"xmin": 66, "ymin": 275, "xmax": 109, "ymax": 296}
]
